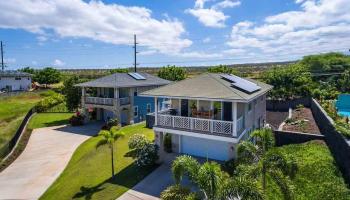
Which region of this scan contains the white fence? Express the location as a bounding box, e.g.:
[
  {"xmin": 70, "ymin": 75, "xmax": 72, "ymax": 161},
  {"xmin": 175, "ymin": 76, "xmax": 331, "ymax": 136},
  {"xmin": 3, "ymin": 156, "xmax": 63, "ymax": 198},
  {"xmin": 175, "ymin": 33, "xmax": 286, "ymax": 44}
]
[
  {"xmin": 85, "ymin": 97, "xmax": 114, "ymax": 106},
  {"xmin": 157, "ymin": 114, "xmax": 244, "ymax": 137}
]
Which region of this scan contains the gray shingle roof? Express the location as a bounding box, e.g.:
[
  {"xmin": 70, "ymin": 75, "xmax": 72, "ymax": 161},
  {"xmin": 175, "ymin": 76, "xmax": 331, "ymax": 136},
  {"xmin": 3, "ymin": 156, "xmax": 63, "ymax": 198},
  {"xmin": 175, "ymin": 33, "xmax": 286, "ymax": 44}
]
[
  {"xmin": 76, "ymin": 72, "xmax": 171, "ymax": 88},
  {"xmin": 140, "ymin": 73, "xmax": 273, "ymax": 102},
  {"xmin": 0, "ymin": 70, "xmax": 32, "ymax": 77}
]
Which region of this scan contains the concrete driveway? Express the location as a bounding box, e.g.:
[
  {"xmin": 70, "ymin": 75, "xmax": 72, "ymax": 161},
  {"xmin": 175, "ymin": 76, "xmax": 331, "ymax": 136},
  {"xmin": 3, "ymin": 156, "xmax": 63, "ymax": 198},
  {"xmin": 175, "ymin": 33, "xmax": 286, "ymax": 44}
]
[
  {"xmin": 117, "ymin": 154, "xmax": 193, "ymax": 200},
  {"xmin": 0, "ymin": 122, "xmax": 102, "ymax": 200}
]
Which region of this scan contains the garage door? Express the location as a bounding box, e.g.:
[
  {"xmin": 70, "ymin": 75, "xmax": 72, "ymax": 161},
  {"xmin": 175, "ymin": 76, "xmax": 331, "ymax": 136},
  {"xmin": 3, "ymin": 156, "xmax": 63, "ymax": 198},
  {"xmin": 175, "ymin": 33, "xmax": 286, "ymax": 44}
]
[{"xmin": 181, "ymin": 135, "xmax": 229, "ymax": 161}]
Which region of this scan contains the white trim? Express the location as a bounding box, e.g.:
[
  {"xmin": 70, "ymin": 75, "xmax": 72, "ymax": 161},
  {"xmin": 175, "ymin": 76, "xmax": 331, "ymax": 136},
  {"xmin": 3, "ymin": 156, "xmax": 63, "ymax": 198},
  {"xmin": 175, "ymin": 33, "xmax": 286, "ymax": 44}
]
[
  {"xmin": 154, "ymin": 127, "xmax": 248, "ymax": 143},
  {"xmin": 139, "ymin": 90, "xmax": 271, "ymax": 103},
  {"xmin": 154, "ymin": 127, "xmax": 238, "ymax": 143}
]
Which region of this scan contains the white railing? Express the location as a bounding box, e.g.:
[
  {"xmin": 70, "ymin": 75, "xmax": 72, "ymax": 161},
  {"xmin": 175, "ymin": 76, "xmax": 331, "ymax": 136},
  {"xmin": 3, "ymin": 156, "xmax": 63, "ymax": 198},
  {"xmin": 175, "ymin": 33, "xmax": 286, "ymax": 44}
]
[
  {"xmin": 85, "ymin": 97, "xmax": 114, "ymax": 106},
  {"xmin": 119, "ymin": 97, "xmax": 130, "ymax": 105},
  {"xmin": 157, "ymin": 114, "xmax": 241, "ymax": 137}
]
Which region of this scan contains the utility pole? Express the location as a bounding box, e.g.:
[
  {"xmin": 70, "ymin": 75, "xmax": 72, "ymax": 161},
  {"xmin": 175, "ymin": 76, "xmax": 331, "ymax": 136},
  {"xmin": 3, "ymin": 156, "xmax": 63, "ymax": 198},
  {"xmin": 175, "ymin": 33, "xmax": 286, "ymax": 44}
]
[
  {"xmin": 1, "ymin": 41, "xmax": 4, "ymax": 71},
  {"xmin": 133, "ymin": 34, "xmax": 138, "ymax": 72}
]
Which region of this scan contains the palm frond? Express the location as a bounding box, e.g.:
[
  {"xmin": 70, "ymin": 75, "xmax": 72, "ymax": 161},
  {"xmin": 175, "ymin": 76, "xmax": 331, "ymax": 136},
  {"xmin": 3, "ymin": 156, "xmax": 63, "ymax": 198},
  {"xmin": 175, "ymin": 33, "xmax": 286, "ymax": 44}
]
[{"xmin": 95, "ymin": 138, "xmax": 108, "ymax": 149}]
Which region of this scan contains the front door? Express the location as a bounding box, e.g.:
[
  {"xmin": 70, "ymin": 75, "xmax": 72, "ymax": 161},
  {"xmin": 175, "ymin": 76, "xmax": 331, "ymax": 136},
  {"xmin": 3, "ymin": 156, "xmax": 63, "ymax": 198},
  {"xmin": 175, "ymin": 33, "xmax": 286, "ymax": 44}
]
[{"xmin": 181, "ymin": 99, "xmax": 189, "ymax": 117}]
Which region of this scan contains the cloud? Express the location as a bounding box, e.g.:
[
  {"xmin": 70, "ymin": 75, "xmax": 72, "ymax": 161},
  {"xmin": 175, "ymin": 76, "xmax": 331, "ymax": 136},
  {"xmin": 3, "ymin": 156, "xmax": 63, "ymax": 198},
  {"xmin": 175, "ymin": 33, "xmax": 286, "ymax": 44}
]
[
  {"xmin": 203, "ymin": 37, "xmax": 211, "ymax": 43},
  {"xmin": 186, "ymin": 0, "xmax": 241, "ymax": 28},
  {"xmin": 227, "ymin": 0, "xmax": 350, "ymax": 61},
  {"xmin": 0, "ymin": 0, "xmax": 192, "ymax": 55},
  {"xmin": 52, "ymin": 59, "xmax": 65, "ymax": 67}
]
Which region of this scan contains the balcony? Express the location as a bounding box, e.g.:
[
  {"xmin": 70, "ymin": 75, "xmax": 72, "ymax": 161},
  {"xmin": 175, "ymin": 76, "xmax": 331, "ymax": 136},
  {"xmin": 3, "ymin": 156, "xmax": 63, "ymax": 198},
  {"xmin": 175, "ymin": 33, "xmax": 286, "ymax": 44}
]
[
  {"xmin": 119, "ymin": 97, "xmax": 130, "ymax": 106},
  {"xmin": 85, "ymin": 97, "xmax": 114, "ymax": 106},
  {"xmin": 154, "ymin": 114, "xmax": 244, "ymax": 138}
]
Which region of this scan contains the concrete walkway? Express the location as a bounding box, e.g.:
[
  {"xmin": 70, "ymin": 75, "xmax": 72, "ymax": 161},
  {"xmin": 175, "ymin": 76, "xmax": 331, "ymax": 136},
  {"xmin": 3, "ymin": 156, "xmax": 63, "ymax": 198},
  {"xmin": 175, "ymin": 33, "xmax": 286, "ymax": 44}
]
[
  {"xmin": 117, "ymin": 155, "xmax": 176, "ymax": 200},
  {"xmin": 0, "ymin": 122, "xmax": 101, "ymax": 200}
]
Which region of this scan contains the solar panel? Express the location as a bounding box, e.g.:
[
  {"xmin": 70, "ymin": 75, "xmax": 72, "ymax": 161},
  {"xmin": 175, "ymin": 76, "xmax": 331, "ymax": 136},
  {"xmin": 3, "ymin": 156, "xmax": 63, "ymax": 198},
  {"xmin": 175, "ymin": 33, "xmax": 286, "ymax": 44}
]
[
  {"xmin": 128, "ymin": 72, "xmax": 146, "ymax": 80},
  {"xmin": 220, "ymin": 74, "xmax": 261, "ymax": 93}
]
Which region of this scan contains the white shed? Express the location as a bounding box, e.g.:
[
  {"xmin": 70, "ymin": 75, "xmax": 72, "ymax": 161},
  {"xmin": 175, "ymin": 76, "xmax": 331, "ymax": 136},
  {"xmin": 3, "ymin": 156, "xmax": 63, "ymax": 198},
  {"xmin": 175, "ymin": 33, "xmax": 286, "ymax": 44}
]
[{"xmin": 0, "ymin": 71, "xmax": 32, "ymax": 91}]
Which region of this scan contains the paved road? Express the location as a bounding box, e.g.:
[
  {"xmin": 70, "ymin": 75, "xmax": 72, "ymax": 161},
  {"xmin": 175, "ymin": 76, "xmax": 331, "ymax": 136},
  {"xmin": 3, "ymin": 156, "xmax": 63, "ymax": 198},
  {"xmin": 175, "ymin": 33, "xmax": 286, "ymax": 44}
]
[{"xmin": 0, "ymin": 122, "xmax": 101, "ymax": 200}]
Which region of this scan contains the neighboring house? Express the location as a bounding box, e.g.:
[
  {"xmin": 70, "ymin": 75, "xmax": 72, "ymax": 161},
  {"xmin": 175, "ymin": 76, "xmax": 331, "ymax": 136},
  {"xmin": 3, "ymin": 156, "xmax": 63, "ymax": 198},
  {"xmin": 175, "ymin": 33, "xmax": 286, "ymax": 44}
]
[
  {"xmin": 0, "ymin": 71, "xmax": 32, "ymax": 92},
  {"xmin": 141, "ymin": 73, "xmax": 273, "ymax": 161},
  {"xmin": 76, "ymin": 72, "xmax": 171, "ymax": 125}
]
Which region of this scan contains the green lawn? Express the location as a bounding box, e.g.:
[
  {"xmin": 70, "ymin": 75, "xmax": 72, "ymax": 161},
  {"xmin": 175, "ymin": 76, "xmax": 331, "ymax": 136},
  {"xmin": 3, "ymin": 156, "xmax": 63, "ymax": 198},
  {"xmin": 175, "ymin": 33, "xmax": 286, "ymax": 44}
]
[
  {"xmin": 0, "ymin": 91, "xmax": 48, "ymax": 148},
  {"xmin": 266, "ymin": 141, "xmax": 350, "ymax": 199},
  {"xmin": 40, "ymin": 122, "xmax": 156, "ymax": 200},
  {"xmin": 27, "ymin": 113, "xmax": 73, "ymax": 130}
]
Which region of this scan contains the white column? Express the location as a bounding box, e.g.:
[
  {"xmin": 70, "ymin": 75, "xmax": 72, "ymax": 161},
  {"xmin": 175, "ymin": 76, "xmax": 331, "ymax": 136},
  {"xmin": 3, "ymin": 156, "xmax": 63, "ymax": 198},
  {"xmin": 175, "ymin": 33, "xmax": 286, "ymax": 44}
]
[
  {"xmin": 232, "ymin": 102, "xmax": 237, "ymax": 136},
  {"xmin": 210, "ymin": 101, "xmax": 214, "ymax": 119},
  {"xmin": 81, "ymin": 87, "xmax": 86, "ymax": 107},
  {"xmin": 154, "ymin": 97, "xmax": 158, "ymax": 126}
]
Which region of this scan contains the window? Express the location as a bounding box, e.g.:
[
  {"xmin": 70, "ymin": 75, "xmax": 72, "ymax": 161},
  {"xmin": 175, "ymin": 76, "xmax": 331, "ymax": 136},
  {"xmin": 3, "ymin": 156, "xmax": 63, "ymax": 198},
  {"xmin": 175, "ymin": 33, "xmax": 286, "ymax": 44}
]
[
  {"xmin": 15, "ymin": 77, "xmax": 21, "ymax": 80},
  {"xmin": 134, "ymin": 88, "xmax": 138, "ymax": 96},
  {"xmin": 146, "ymin": 103, "xmax": 151, "ymax": 113},
  {"xmin": 248, "ymin": 103, "xmax": 252, "ymax": 112},
  {"xmin": 133, "ymin": 106, "xmax": 138, "ymax": 117}
]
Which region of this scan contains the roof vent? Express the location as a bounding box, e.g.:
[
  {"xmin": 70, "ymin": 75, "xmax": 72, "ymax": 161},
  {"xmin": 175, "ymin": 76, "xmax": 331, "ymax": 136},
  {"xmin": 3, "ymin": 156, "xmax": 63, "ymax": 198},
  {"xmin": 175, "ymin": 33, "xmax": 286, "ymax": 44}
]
[
  {"xmin": 221, "ymin": 74, "xmax": 261, "ymax": 93},
  {"xmin": 128, "ymin": 72, "xmax": 146, "ymax": 80}
]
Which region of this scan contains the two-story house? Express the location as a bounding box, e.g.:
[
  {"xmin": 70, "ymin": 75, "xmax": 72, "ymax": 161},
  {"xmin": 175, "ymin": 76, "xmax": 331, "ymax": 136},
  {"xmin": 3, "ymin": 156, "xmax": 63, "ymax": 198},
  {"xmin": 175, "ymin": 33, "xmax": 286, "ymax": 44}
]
[
  {"xmin": 76, "ymin": 72, "xmax": 170, "ymax": 125},
  {"xmin": 0, "ymin": 71, "xmax": 32, "ymax": 92},
  {"xmin": 141, "ymin": 73, "xmax": 273, "ymax": 161}
]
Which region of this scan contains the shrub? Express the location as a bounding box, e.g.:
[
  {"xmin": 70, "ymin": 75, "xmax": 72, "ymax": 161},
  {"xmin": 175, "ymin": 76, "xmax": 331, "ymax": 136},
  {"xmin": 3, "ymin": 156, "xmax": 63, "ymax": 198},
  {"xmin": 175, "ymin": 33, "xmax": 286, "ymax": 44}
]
[
  {"xmin": 128, "ymin": 134, "xmax": 158, "ymax": 167},
  {"xmin": 160, "ymin": 185, "xmax": 195, "ymax": 200},
  {"xmin": 35, "ymin": 93, "xmax": 65, "ymax": 112},
  {"xmin": 335, "ymin": 122, "xmax": 350, "ymax": 139},
  {"xmin": 69, "ymin": 112, "xmax": 85, "ymax": 126},
  {"xmin": 164, "ymin": 133, "xmax": 172, "ymax": 153},
  {"xmin": 158, "ymin": 65, "xmax": 187, "ymax": 81}
]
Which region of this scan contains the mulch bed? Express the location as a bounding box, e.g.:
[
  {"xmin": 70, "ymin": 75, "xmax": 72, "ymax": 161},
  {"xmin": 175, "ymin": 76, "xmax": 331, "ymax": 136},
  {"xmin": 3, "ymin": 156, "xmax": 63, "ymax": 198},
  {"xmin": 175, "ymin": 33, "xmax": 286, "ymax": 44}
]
[
  {"xmin": 266, "ymin": 111, "xmax": 288, "ymax": 130},
  {"xmin": 283, "ymin": 108, "xmax": 321, "ymax": 134}
]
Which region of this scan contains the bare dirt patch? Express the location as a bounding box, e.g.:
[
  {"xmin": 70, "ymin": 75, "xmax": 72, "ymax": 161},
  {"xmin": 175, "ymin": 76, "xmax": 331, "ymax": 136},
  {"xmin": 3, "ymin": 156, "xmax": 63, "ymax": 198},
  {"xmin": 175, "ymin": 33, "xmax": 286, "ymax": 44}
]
[
  {"xmin": 266, "ymin": 111, "xmax": 288, "ymax": 130},
  {"xmin": 283, "ymin": 107, "xmax": 320, "ymax": 134}
]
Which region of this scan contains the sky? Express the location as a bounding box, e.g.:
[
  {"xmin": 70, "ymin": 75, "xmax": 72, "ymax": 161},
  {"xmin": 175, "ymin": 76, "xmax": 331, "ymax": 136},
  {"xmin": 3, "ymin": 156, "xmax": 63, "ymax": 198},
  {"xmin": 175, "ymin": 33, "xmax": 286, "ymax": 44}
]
[{"xmin": 0, "ymin": 0, "xmax": 349, "ymax": 69}]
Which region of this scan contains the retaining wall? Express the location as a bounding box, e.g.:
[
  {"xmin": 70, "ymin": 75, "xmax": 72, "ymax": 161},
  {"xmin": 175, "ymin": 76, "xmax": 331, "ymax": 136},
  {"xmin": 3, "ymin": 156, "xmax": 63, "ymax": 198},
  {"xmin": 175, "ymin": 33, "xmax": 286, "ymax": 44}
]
[
  {"xmin": 267, "ymin": 98, "xmax": 311, "ymax": 111},
  {"xmin": 310, "ymin": 99, "xmax": 350, "ymax": 186},
  {"xmin": 274, "ymin": 130, "xmax": 325, "ymax": 146}
]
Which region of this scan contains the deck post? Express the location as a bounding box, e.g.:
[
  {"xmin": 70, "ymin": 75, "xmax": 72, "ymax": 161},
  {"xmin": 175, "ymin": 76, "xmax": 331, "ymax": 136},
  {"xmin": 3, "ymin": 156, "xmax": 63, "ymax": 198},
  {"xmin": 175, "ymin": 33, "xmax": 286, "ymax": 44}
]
[
  {"xmin": 154, "ymin": 97, "xmax": 158, "ymax": 126},
  {"xmin": 232, "ymin": 102, "xmax": 237, "ymax": 137}
]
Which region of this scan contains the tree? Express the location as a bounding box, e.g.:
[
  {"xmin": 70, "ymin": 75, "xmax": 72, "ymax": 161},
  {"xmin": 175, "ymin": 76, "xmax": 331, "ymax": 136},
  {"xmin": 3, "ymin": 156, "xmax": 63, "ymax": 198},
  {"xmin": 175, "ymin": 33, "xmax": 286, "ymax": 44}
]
[
  {"xmin": 207, "ymin": 65, "xmax": 241, "ymax": 76},
  {"xmin": 170, "ymin": 155, "xmax": 263, "ymax": 200},
  {"xmin": 34, "ymin": 67, "xmax": 61, "ymax": 85},
  {"xmin": 338, "ymin": 70, "xmax": 350, "ymax": 93},
  {"xmin": 109, "ymin": 68, "xmax": 129, "ymax": 74},
  {"xmin": 62, "ymin": 75, "xmax": 82, "ymax": 111},
  {"xmin": 300, "ymin": 52, "xmax": 350, "ymax": 72},
  {"xmin": 263, "ymin": 64, "xmax": 314, "ymax": 100},
  {"xmin": 96, "ymin": 126, "xmax": 124, "ymax": 178},
  {"xmin": 19, "ymin": 67, "xmax": 36, "ymax": 75},
  {"xmin": 158, "ymin": 65, "xmax": 187, "ymax": 81},
  {"xmin": 128, "ymin": 134, "xmax": 158, "ymax": 167},
  {"xmin": 237, "ymin": 128, "xmax": 297, "ymax": 199}
]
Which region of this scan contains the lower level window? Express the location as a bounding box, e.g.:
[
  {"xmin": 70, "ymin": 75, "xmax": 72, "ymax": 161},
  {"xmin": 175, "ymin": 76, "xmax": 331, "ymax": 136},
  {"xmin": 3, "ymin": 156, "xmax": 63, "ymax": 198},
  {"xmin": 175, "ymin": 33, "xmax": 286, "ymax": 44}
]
[{"xmin": 134, "ymin": 106, "xmax": 138, "ymax": 117}]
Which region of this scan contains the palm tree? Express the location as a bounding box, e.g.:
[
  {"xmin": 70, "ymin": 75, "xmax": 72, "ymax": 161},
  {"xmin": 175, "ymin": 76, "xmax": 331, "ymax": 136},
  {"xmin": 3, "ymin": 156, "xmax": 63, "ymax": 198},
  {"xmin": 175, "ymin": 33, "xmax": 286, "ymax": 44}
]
[
  {"xmin": 96, "ymin": 125, "xmax": 124, "ymax": 178},
  {"xmin": 171, "ymin": 155, "xmax": 263, "ymax": 200},
  {"xmin": 220, "ymin": 176, "xmax": 263, "ymax": 200},
  {"xmin": 237, "ymin": 128, "xmax": 297, "ymax": 199}
]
